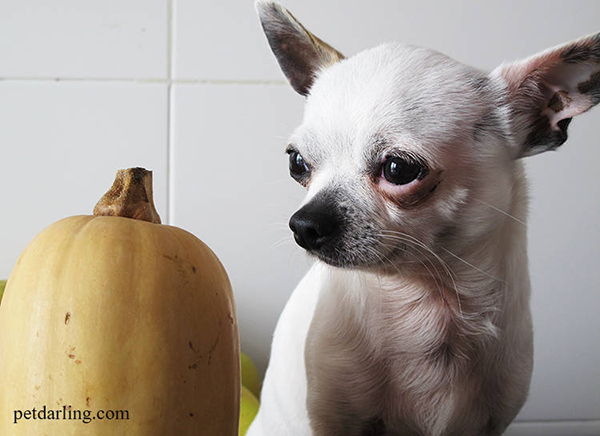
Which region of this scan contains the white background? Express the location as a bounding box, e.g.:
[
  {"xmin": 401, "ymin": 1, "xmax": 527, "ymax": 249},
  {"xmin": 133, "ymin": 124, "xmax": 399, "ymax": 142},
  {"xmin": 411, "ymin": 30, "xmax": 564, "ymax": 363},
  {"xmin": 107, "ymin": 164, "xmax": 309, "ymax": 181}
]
[{"xmin": 0, "ymin": 1, "xmax": 598, "ymax": 434}]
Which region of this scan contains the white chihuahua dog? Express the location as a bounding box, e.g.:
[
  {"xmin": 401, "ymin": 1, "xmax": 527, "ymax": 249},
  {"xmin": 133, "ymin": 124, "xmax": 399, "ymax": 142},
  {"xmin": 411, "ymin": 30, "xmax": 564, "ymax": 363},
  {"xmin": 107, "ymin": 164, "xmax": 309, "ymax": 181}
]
[{"xmin": 248, "ymin": 2, "xmax": 600, "ymax": 435}]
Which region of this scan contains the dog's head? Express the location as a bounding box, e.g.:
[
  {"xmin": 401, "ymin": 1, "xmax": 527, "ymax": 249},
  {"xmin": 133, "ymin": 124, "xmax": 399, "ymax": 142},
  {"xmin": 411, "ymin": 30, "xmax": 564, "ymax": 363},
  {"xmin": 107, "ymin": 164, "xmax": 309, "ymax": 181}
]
[{"xmin": 257, "ymin": 1, "xmax": 600, "ymax": 270}]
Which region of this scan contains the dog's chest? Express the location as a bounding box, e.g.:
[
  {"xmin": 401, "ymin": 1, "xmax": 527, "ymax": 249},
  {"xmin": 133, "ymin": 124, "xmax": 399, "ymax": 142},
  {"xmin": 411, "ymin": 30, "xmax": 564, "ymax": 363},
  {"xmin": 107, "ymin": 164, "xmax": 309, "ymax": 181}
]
[
  {"xmin": 308, "ymin": 274, "xmax": 494, "ymax": 435},
  {"xmin": 376, "ymin": 289, "xmax": 487, "ymax": 428}
]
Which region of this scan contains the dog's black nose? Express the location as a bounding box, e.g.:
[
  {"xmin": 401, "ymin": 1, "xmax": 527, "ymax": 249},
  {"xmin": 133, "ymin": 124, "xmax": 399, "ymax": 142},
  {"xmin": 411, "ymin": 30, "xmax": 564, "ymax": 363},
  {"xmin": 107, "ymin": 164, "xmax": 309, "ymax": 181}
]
[{"xmin": 289, "ymin": 200, "xmax": 340, "ymax": 251}]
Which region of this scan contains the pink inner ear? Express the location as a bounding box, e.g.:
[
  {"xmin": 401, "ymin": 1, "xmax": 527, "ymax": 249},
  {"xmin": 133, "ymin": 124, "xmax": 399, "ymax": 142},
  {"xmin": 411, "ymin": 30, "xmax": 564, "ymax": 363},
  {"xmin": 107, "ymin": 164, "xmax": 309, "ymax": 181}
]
[{"xmin": 543, "ymin": 63, "xmax": 599, "ymax": 129}]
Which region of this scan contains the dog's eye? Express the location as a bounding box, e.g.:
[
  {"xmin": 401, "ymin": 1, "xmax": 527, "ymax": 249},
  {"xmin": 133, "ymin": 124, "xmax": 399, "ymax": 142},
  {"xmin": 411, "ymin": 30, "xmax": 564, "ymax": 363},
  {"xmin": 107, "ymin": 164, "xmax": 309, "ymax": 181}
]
[
  {"xmin": 288, "ymin": 151, "xmax": 309, "ymax": 178},
  {"xmin": 382, "ymin": 156, "xmax": 424, "ymax": 185}
]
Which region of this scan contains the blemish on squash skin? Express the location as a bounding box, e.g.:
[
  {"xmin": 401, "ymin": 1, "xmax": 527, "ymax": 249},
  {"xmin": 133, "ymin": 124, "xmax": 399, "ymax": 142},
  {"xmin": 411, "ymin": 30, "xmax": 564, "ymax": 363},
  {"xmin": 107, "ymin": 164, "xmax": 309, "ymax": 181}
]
[
  {"xmin": 64, "ymin": 312, "xmax": 71, "ymax": 324},
  {"xmin": 68, "ymin": 354, "xmax": 76, "ymax": 359},
  {"xmin": 189, "ymin": 413, "xmax": 194, "ymax": 417},
  {"xmin": 75, "ymin": 360, "xmax": 82, "ymax": 364},
  {"xmin": 188, "ymin": 341, "xmax": 198, "ymax": 352},
  {"xmin": 163, "ymin": 253, "xmax": 194, "ymax": 278},
  {"xmin": 207, "ymin": 333, "xmax": 221, "ymax": 365},
  {"xmin": 34, "ymin": 385, "xmax": 41, "ymax": 391},
  {"xmin": 86, "ymin": 397, "xmax": 91, "ymax": 407}
]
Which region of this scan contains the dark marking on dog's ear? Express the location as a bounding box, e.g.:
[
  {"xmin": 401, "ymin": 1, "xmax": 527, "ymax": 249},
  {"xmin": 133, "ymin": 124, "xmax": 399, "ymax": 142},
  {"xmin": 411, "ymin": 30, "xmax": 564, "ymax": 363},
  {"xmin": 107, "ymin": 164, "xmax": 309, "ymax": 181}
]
[
  {"xmin": 548, "ymin": 90, "xmax": 571, "ymax": 112},
  {"xmin": 361, "ymin": 417, "xmax": 386, "ymax": 436},
  {"xmin": 256, "ymin": 1, "xmax": 345, "ymax": 96},
  {"xmin": 561, "ymin": 33, "xmax": 600, "ymax": 64},
  {"xmin": 484, "ymin": 417, "xmax": 499, "ymax": 435},
  {"xmin": 578, "ymin": 70, "xmax": 600, "ymax": 105},
  {"xmin": 524, "ymin": 114, "xmax": 570, "ymax": 154}
]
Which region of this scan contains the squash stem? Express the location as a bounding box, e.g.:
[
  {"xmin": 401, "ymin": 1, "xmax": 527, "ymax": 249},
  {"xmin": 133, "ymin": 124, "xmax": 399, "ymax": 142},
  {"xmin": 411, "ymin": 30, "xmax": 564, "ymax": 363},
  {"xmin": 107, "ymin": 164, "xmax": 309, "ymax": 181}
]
[{"xmin": 93, "ymin": 168, "xmax": 162, "ymax": 224}]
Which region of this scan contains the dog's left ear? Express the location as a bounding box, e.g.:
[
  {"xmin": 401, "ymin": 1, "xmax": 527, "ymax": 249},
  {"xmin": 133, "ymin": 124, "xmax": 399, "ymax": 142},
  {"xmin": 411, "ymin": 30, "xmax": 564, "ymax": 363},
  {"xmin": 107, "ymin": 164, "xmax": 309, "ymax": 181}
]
[
  {"xmin": 256, "ymin": 0, "xmax": 345, "ymax": 96},
  {"xmin": 493, "ymin": 32, "xmax": 599, "ymax": 158}
]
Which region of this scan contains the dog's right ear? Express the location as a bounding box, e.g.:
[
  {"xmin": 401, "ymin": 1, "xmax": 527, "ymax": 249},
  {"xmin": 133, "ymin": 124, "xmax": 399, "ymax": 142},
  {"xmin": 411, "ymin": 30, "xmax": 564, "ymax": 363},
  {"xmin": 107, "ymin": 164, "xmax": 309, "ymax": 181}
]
[
  {"xmin": 256, "ymin": 0, "xmax": 345, "ymax": 96},
  {"xmin": 493, "ymin": 32, "xmax": 600, "ymax": 158}
]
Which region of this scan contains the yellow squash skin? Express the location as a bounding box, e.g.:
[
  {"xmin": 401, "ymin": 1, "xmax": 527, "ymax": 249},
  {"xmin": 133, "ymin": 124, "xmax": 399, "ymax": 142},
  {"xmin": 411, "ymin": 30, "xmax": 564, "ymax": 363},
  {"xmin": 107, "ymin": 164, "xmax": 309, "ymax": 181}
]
[{"xmin": 0, "ymin": 214, "xmax": 240, "ymax": 435}]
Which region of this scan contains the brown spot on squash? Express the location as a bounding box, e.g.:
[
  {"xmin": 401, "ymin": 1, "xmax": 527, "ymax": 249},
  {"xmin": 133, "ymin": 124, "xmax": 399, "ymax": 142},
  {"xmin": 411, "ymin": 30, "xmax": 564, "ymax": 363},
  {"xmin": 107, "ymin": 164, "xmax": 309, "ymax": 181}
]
[
  {"xmin": 64, "ymin": 312, "xmax": 71, "ymax": 324},
  {"xmin": 207, "ymin": 332, "xmax": 221, "ymax": 365},
  {"xmin": 75, "ymin": 360, "xmax": 82, "ymax": 364},
  {"xmin": 86, "ymin": 397, "xmax": 91, "ymax": 407},
  {"xmin": 163, "ymin": 253, "xmax": 191, "ymax": 278},
  {"xmin": 68, "ymin": 354, "xmax": 76, "ymax": 359}
]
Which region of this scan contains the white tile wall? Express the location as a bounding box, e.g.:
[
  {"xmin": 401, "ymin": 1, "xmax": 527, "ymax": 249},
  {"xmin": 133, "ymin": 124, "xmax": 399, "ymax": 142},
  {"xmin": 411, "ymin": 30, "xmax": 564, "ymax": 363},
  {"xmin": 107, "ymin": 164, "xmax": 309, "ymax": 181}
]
[
  {"xmin": 0, "ymin": 0, "xmax": 168, "ymax": 79},
  {"xmin": 1, "ymin": 0, "xmax": 599, "ymax": 433}
]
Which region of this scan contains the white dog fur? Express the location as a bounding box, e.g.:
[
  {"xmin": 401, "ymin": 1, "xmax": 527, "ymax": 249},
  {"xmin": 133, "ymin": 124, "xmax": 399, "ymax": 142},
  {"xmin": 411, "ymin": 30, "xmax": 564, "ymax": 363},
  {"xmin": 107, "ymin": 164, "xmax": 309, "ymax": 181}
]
[{"xmin": 248, "ymin": 2, "xmax": 600, "ymax": 435}]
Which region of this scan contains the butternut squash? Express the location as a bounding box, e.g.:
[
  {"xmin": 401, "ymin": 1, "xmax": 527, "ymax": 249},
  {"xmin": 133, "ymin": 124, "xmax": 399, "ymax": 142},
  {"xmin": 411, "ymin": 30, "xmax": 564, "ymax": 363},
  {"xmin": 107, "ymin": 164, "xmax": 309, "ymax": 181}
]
[{"xmin": 0, "ymin": 168, "xmax": 239, "ymax": 435}]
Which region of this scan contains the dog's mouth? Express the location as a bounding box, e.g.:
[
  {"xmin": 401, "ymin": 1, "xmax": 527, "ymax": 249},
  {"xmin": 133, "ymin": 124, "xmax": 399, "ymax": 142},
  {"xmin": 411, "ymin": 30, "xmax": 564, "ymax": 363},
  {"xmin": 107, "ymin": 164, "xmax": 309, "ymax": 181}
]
[
  {"xmin": 292, "ymin": 232, "xmax": 418, "ymax": 272},
  {"xmin": 295, "ymin": 237, "xmax": 401, "ymax": 270},
  {"xmin": 311, "ymin": 251, "xmax": 374, "ymax": 269},
  {"xmin": 310, "ymin": 250, "xmax": 360, "ymax": 269}
]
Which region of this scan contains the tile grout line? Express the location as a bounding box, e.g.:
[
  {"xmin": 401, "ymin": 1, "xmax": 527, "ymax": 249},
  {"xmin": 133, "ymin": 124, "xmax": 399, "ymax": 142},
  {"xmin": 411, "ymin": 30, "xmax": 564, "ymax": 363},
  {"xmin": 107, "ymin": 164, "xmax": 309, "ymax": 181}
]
[
  {"xmin": 166, "ymin": 0, "xmax": 173, "ymax": 225},
  {"xmin": 0, "ymin": 77, "xmax": 286, "ymax": 86},
  {"xmin": 511, "ymin": 418, "xmax": 600, "ymax": 425}
]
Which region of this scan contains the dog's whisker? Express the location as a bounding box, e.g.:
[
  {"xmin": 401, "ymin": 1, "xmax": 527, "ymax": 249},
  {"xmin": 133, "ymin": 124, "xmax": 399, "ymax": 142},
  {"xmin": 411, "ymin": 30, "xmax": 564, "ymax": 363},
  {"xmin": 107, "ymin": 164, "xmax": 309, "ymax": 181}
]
[
  {"xmin": 376, "ymin": 234, "xmax": 451, "ymax": 308},
  {"xmin": 378, "ymin": 231, "xmax": 463, "ymax": 315},
  {"xmin": 473, "ymin": 198, "xmax": 526, "ymax": 226},
  {"xmin": 439, "ymin": 246, "xmax": 505, "ymax": 284},
  {"xmin": 272, "ymin": 235, "xmax": 294, "ymax": 249}
]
